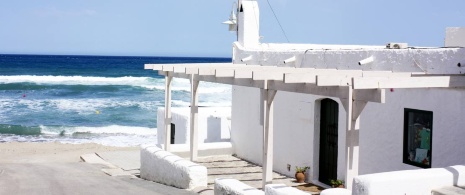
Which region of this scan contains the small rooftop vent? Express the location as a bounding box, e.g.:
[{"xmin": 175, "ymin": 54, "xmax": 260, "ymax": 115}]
[{"xmin": 386, "ymin": 43, "xmax": 408, "ymax": 49}]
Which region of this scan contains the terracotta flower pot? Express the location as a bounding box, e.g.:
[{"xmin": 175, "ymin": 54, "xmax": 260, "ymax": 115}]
[{"xmin": 295, "ymin": 172, "xmax": 305, "ymax": 183}]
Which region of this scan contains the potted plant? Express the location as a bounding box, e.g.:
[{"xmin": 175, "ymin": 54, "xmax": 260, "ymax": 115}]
[
  {"xmin": 330, "ymin": 179, "xmax": 345, "ymax": 188},
  {"xmin": 295, "ymin": 166, "xmax": 310, "ymax": 183}
]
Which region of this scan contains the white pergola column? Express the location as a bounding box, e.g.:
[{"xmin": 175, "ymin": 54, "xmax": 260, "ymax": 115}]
[
  {"xmin": 190, "ymin": 74, "xmax": 200, "ymax": 161},
  {"xmin": 262, "ymin": 80, "xmax": 277, "ymax": 189},
  {"xmin": 164, "ymin": 74, "xmax": 173, "ymax": 151},
  {"xmin": 342, "ymin": 88, "xmax": 366, "ymax": 190}
]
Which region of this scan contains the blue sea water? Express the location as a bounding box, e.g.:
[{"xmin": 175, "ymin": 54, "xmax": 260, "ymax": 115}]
[{"xmin": 0, "ymin": 54, "xmax": 232, "ymax": 146}]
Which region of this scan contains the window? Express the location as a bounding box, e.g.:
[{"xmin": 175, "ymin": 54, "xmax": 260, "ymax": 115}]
[{"xmin": 403, "ymin": 108, "xmax": 433, "ymax": 168}]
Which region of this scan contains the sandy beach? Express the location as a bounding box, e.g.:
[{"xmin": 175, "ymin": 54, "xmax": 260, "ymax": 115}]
[
  {"xmin": 0, "ymin": 142, "xmax": 139, "ymax": 163},
  {"xmin": 0, "ymin": 142, "xmax": 197, "ymax": 195}
]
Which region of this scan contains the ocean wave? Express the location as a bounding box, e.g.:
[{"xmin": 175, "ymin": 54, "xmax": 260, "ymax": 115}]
[
  {"xmin": 0, "ymin": 124, "xmax": 42, "ymax": 135},
  {"xmin": 0, "ymin": 75, "xmax": 232, "ymax": 94},
  {"xmin": 0, "ymin": 98, "xmax": 160, "ymax": 113},
  {"xmin": 0, "ymin": 83, "xmax": 135, "ymax": 93},
  {"xmin": 48, "ymin": 98, "xmax": 160, "ymax": 113},
  {"xmin": 0, "ymin": 134, "xmax": 158, "ymax": 147},
  {"xmin": 41, "ymin": 125, "xmax": 156, "ymax": 136},
  {"xmin": 0, "ymin": 124, "xmax": 156, "ymax": 136},
  {"xmin": 0, "ymin": 75, "xmax": 160, "ymax": 88}
]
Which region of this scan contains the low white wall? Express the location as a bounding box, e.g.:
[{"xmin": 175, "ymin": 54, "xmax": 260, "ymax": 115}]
[
  {"xmin": 140, "ymin": 145, "xmax": 207, "ymax": 190},
  {"xmin": 320, "ymin": 188, "xmax": 352, "ymax": 195},
  {"xmin": 264, "ymin": 184, "xmax": 307, "ymax": 195},
  {"xmin": 214, "ymin": 178, "xmax": 264, "ymax": 195},
  {"xmin": 156, "ymin": 142, "xmax": 233, "ymax": 158},
  {"xmin": 352, "ymin": 165, "xmax": 465, "ymax": 195},
  {"xmin": 158, "ymin": 107, "xmax": 231, "ymax": 145}
]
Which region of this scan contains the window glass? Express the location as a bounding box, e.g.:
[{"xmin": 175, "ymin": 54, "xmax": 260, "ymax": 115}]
[{"xmin": 403, "ymin": 108, "xmax": 433, "ymax": 168}]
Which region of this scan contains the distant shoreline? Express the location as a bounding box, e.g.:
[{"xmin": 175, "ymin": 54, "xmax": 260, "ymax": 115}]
[{"xmin": 0, "ymin": 53, "xmax": 233, "ymax": 60}]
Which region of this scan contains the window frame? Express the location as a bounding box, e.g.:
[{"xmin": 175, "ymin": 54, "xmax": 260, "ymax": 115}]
[{"xmin": 403, "ymin": 108, "xmax": 433, "ymax": 168}]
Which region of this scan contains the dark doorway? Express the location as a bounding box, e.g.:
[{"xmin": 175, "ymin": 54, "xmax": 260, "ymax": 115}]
[
  {"xmin": 170, "ymin": 123, "xmax": 175, "ymax": 144},
  {"xmin": 319, "ymin": 99, "xmax": 339, "ymax": 185}
]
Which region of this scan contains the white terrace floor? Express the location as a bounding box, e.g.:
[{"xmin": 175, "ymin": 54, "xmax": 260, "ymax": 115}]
[
  {"xmin": 194, "ymin": 155, "xmax": 323, "ymax": 194},
  {"xmin": 83, "ymin": 151, "xmax": 324, "ymax": 195}
]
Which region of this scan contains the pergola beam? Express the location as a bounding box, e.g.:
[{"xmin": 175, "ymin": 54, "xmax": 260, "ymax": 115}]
[
  {"xmin": 268, "ymin": 81, "xmax": 385, "ymax": 103},
  {"xmin": 285, "ymin": 70, "xmax": 363, "ymax": 84},
  {"xmin": 186, "ymin": 64, "xmax": 249, "ymax": 75},
  {"xmin": 157, "ymin": 70, "xmax": 385, "ymax": 103},
  {"xmin": 144, "ymin": 64, "xmax": 155, "ymax": 70},
  {"xmin": 317, "ymin": 75, "xmax": 352, "ymax": 86}
]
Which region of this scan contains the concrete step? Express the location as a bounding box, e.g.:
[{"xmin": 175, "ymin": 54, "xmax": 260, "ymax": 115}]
[
  {"xmin": 207, "ymin": 166, "xmax": 263, "ymax": 175},
  {"xmin": 432, "ymin": 186, "xmax": 465, "ymax": 195}
]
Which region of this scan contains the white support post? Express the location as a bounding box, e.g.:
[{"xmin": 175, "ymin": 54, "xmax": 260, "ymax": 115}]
[
  {"xmin": 164, "ymin": 74, "xmax": 173, "ymax": 151},
  {"xmin": 262, "ymin": 80, "xmax": 277, "ymax": 189},
  {"xmin": 342, "ymin": 88, "xmax": 364, "ymax": 190},
  {"xmin": 190, "ymin": 74, "xmax": 200, "ymax": 162}
]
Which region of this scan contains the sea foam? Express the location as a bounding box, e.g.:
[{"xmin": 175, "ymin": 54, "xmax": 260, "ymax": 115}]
[{"xmin": 0, "ymin": 75, "xmax": 231, "ymax": 94}]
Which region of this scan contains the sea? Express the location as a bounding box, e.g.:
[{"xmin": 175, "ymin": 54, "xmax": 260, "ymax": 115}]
[{"xmin": 0, "ymin": 54, "xmax": 232, "ymax": 147}]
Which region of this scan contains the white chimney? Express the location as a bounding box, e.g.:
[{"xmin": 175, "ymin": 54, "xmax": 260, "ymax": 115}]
[{"xmin": 237, "ymin": 0, "xmax": 260, "ymax": 49}]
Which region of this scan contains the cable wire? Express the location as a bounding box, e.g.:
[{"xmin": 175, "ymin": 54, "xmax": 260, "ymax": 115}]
[{"xmin": 265, "ymin": 0, "xmax": 289, "ymax": 43}]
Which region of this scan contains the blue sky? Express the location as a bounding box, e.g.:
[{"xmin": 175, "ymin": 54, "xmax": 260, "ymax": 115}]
[{"xmin": 0, "ymin": 0, "xmax": 464, "ymax": 57}]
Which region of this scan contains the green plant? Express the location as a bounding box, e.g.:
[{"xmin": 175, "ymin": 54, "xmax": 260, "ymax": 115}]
[
  {"xmin": 330, "ymin": 179, "xmax": 344, "ymax": 187},
  {"xmin": 295, "ymin": 166, "xmax": 310, "ymax": 173}
]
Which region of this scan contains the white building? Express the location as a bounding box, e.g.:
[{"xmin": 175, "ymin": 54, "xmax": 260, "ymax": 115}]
[
  {"xmin": 156, "ymin": 107, "xmax": 231, "ymax": 145},
  {"xmin": 147, "ymin": 0, "xmax": 465, "ymax": 190}
]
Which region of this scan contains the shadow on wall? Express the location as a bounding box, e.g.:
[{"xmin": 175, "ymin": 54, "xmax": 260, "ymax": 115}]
[{"xmin": 205, "ymin": 116, "xmax": 231, "ymax": 143}]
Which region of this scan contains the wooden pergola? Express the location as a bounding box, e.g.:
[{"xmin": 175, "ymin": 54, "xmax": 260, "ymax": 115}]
[{"xmin": 144, "ymin": 62, "xmax": 465, "ymax": 189}]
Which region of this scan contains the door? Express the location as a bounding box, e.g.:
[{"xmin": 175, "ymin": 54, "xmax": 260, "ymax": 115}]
[
  {"xmin": 170, "ymin": 123, "xmax": 175, "ymax": 144},
  {"xmin": 319, "ymin": 98, "xmax": 339, "ymax": 185}
]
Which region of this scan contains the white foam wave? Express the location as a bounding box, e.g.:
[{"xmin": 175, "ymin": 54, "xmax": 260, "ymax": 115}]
[
  {"xmin": 40, "ymin": 125, "xmax": 157, "ymax": 136},
  {"xmin": 49, "ymin": 98, "xmax": 159, "ymax": 113},
  {"xmin": 0, "ymin": 75, "xmax": 232, "ymax": 94},
  {"xmin": 0, "ymin": 75, "xmax": 156, "ymax": 87},
  {"xmin": 171, "ymin": 100, "xmax": 191, "ymax": 107},
  {"xmin": 0, "ymin": 98, "xmax": 160, "ymax": 114},
  {"xmin": 0, "ymin": 134, "xmax": 158, "ymax": 147},
  {"xmin": 171, "ymin": 100, "xmax": 231, "ymax": 107}
]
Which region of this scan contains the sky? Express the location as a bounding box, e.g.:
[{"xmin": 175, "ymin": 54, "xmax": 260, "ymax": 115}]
[{"xmin": 0, "ymin": 0, "xmax": 464, "ymax": 57}]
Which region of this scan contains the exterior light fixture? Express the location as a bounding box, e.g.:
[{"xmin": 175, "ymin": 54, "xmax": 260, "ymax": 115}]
[{"xmin": 222, "ymin": 2, "xmax": 237, "ymax": 32}]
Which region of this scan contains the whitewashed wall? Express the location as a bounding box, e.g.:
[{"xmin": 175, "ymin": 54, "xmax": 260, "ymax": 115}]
[
  {"xmin": 231, "ymin": 86, "xmax": 263, "ymax": 164},
  {"xmin": 157, "ymin": 107, "xmax": 231, "ymax": 145},
  {"xmin": 231, "ymin": 85, "xmax": 465, "ymax": 184},
  {"xmin": 359, "ymin": 88, "xmax": 465, "ymax": 175},
  {"xmin": 231, "ymin": 86, "xmax": 348, "ymax": 182}
]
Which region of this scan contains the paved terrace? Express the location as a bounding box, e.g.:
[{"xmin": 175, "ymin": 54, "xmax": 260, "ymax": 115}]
[
  {"xmin": 195, "ymin": 155, "xmax": 323, "ymax": 194},
  {"xmin": 84, "ymin": 151, "xmax": 324, "ymax": 195}
]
